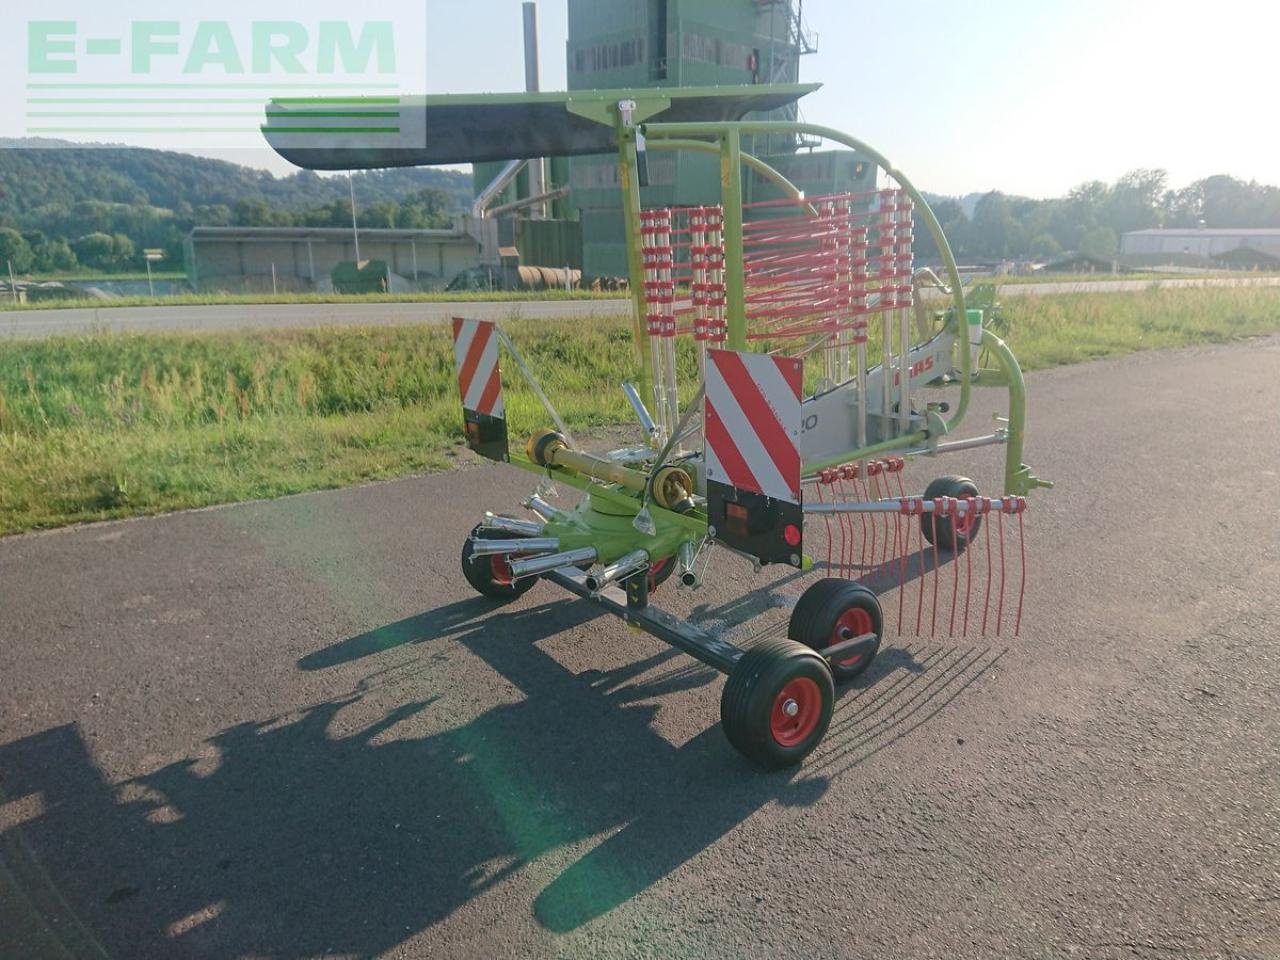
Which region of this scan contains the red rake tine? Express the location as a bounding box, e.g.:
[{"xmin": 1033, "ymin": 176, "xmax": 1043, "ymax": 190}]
[
  {"xmin": 915, "ymin": 502, "xmax": 927, "ymax": 636},
  {"xmin": 897, "ymin": 497, "xmax": 915, "ymax": 634},
  {"xmin": 930, "ymin": 506, "xmax": 941, "ymax": 640},
  {"xmin": 996, "ymin": 508, "xmax": 1007, "ymax": 639},
  {"xmin": 1015, "ymin": 501, "xmax": 1027, "ymax": 636},
  {"xmin": 961, "ymin": 498, "xmax": 977, "ymax": 638},
  {"xmin": 948, "ymin": 499, "xmax": 960, "ymax": 638},
  {"xmin": 834, "ymin": 476, "xmax": 855, "ymax": 576},
  {"xmin": 815, "ymin": 475, "xmax": 834, "ymax": 572},
  {"xmin": 837, "ymin": 475, "xmax": 854, "ymax": 577},
  {"xmin": 982, "ymin": 500, "xmax": 993, "ymax": 636},
  {"xmin": 859, "ymin": 474, "xmax": 876, "ymax": 573},
  {"xmin": 880, "ymin": 477, "xmax": 893, "ymax": 570}
]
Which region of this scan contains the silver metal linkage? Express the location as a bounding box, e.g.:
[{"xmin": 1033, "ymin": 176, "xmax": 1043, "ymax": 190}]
[
  {"xmin": 585, "ymin": 549, "xmax": 650, "ymax": 593},
  {"xmin": 508, "ymin": 547, "xmax": 598, "ymax": 580},
  {"xmin": 468, "ymin": 536, "xmax": 560, "ymax": 557},
  {"xmin": 622, "ymin": 380, "xmax": 660, "ymax": 441},
  {"xmin": 481, "ymin": 512, "xmax": 546, "ymax": 537}
]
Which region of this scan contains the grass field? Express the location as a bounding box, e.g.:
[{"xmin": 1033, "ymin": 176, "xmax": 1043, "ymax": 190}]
[
  {"xmin": 0, "ymin": 288, "xmax": 629, "ymax": 313},
  {"xmin": 2, "ymin": 285, "xmax": 1277, "ymax": 535}
]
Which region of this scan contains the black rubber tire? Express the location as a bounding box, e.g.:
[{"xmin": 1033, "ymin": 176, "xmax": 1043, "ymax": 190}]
[
  {"xmin": 787, "ymin": 578, "xmax": 883, "ymax": 682},
  {"xmin": 720, "ymin": 638, "xmax": 834, "ymax": 769},
  {"xmin": 921, "ymin": 475, "xmax": 981, "ymax": 552},
  {"xmin": 460, "ymin": 524, "xmax": 538, "ymax": 601}
]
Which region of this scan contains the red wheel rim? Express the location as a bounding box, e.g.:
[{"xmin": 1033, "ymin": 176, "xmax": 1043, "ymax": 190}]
[
  {"xmin": 648, "ymin": 556, "xmax": 672, "ymax": 588},
  {"xmin": 954, "ymin": 497, "xmax": 976, "ymax": 538},
  {"xmin": 770, "ymin": 677, "xmax": 823, "ymax": 748},
  {"xmin": 490, "ymin": 554, "xmax": 515, "ymax": 586},
  {"xmin": 832, "ymin": 607, "xmax": 873, "ymax": 669}
]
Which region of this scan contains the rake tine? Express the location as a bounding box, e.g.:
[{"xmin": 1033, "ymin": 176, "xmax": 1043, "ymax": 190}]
[
  {"xmin": 982, "ymin": 501, "xmax": 993, "ymax": 636},
  {"xmin": 815, "ymin": 477, "xmax": 833, "ymax": 572},
  {"xmin": 962, "ymin": 499, "xmax": 975, "ymax": 638},
  {"xmin": 865, "ymin": 473, "xmax": 875, "ymax": 570},
  {"xmin": 898, "ymin": 497, "xmax": 915, "ymax": 635},
  {"xmin": 840, "ymin": 475, "xmax": 856, "ymax": 577},
  {"xmin": 930, "ymin": 509, "xmax": 941, "ymax": 639},
  {"xmin": 948, "ymin": 499, "xmax": 960, "ymax": 638},
  {"xmin": 1015, "ymin": 507, "xmax": 1027, "ymax": 636},
  {"xmin": 875, "ymin": 469, "xmax": 892, "ymax": 569},
  {"xmin": 915, "ymin": 503, "xmax": 927, "ymax": 636},
  {"xmin": 996, "ymin": 508, "xmax": 1007, "ymax": 638}
]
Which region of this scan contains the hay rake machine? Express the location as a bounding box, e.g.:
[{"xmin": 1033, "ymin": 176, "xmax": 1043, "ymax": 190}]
[{"xmin": 264, "ymin": 85, "xmax": 1052, "ymax": 768}]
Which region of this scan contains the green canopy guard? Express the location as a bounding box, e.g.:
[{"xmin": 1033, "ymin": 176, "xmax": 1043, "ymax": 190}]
[{"xmin": 262, "ymin": 84, "xmax": 818, "ymax": 170}]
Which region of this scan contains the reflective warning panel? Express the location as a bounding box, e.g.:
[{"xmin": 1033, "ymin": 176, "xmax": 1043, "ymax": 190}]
[
  {"xmin": 704, "ymin": 349, "xmax": 804, "ymax": 567},
  {"xmin": 451, "ymin": 317, "xmax": 507, "ymax": 461},
  {"xmin": 704, "ymin": 349, "xmax": 802, "ymax": 503}
]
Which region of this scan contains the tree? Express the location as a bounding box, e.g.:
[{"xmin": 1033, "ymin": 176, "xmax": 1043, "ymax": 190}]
[
  {"xmin": 971, "ymin": 192, "xmax": 1022, "ymax": 259},
  {"xmin": 1106, "ymin": 168, "xmax": 1167, "ymax": 234},
  {"xmin": 0, "ymin": 227, "xmax": 35, "ymax": 274},
  {"xmin": 111, "ymin": 233, "xmax": 136, "ymax": 267},
  {"xmin": 1079, "ymin": 226, "xmax": 1118, "ymax": 258},
  {"xmin": 72, "ymin": 233, "xmax": 116, "ymax": 269},
  {"xmin": 1028, "ymin": 233, "xmax": 1062, "ymax": 259}
]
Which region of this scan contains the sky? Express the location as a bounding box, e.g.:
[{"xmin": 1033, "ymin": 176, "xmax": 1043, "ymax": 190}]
[{"xmin": 4, "ymin": 0, "xmax": 1277, "ymax": 198}]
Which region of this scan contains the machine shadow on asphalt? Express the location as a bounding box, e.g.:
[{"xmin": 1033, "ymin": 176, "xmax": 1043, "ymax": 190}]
[{"xmin": 0, "ymin": 588, "xmax": 1002, "ymax": 955}]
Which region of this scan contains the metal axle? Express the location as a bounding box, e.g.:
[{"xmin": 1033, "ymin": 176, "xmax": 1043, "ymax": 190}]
[
  {"xmin": 508, "ymin": 547, "xmax": 598, "ymax": 580},
  {"xmin": 468, "ymin": 536, "xmax": 560, "ymax": 557},
  {"xmin": 481, "ymin": 512, "xmax": 546, "ymax": 537},
  {"xmin": 522, "ymin": 494, "xmax": 567, "ymax": 522},
  {"xmin": 584, "ymin": 549, "xmax": 650, "ymax": 593},
  {"xmin": 677, "ymin": 540, "xmax": 700, "ymax": 588},
  {"xmin": 622, "ymin": 380, "xmax": 660, "ymax": 441}
]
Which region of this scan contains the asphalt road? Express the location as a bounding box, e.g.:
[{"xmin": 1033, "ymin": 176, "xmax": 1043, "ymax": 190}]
[
  {"xmin": 1, "ymin": 338, "xmax": 1278, "ymax": 959},
  {"xmin": 4, "ymin": 276, "xmax": 1280, "ymax": 339}
]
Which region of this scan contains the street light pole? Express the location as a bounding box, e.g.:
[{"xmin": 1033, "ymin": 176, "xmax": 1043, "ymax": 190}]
[{"xmin": 349, "ymin": 172, "xmax": 361, "ymax": 262}]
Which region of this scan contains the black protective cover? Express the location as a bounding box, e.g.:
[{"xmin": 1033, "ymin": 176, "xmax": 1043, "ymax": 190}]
[
  {"xmin": 463, "ymin": 409, "xmax": 508, "ymax": 462},
  {"xmin": 707, "ymin": 479, "xmax": 803, "ymax": 568}
]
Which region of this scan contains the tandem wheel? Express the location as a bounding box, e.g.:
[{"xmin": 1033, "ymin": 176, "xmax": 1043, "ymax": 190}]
[
  {"xmin": 720, "ymin": 638, "xmax": 835, "ymax": 769},
  {"xmin": 460, "ymin": 523, "xmax": 538, "ymax": 601},
  {"xmin": 921, "ymin": 475, "xmax": 981, "ymax": 551},
  {"xmin": 788, "ymin": 578, "xmax": 883, "ymax": 682}
]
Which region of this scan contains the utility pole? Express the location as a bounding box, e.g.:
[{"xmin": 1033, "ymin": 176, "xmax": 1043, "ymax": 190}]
[
  {"xmin": 143, "ymin": 249, "xmax": 164, "ymax": 298},
  {"xmin": 6, "ymin": 259, "xmax": 16, "ymax": 304},
  {"xmin": 349, "ymin": 172, "xmax": 362, "ymax": 262}
]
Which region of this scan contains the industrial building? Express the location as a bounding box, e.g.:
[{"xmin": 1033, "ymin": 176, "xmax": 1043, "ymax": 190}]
[
  {"xmin": 183, "ymin": 219, "xmax": 499, "ymax": 292},
  {"xmin": 1120, "ymin": 228, "xmax": 1280, "ymax": 268},
  {"xmin": 477, "ymin": 0, "xmax": 874, "ymax": 279}
]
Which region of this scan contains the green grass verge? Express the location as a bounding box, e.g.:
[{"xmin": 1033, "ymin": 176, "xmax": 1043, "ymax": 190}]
[
  {"xmin": 984, "ymin": 271, "xmax": 1280, "ymax": 286},
  {"xmin": 0, "ymin": 289, "xmax": 629, "ymax": 313},
  {"xmin": 1, "ymin": 285, "xmax": 1277, "ymax": 535}
]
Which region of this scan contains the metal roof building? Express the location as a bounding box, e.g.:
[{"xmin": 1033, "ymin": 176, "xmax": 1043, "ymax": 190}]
[
  {"xmin": 1120, "ymin": 228, "xmax": 1280, "ymax": 261},
  {"xmin": 183, "ymin": 219, "xmax": 500, "ymax": 292}
]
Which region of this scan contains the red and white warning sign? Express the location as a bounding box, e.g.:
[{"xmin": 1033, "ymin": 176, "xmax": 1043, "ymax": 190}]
[
  {"xmin": 704, "ymin": 349, "xmax": 803, "ymax": 503},
  {"xmin": 452, "ymin": 317, "xmax": 504, "ymax": 418}
]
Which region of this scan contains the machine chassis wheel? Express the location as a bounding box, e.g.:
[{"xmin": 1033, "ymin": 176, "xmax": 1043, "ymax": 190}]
[
  {"xmin": 788, "ymin": 578, "xmax": 883, "ymax": 682},
  {"xmin": 921, "ymin": 475, "xmax": 981, "ymax": 552},
  {"xmin": 720, "ymin": 638, "xmax": 834, "ymax": 769},
  {"xmin": 460, "ymin": 523, "xmax": 538, "ymax": 601}
]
